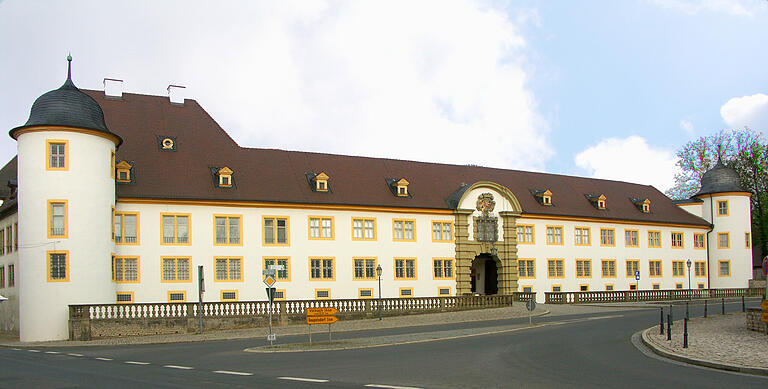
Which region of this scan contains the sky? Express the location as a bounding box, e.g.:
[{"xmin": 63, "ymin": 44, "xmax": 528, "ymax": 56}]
[{"xmin": 0, "ymin": 0, "xmax": 767, "ymax": 194}]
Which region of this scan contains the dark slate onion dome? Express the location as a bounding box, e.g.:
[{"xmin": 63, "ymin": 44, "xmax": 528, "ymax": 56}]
[
  {"xmin": 693, "ymin": 157, "xmax": 745, "ymax": 196},
  {"xmin": 9, "ymin": 56, "xmax": 122, "ymax": 146}
]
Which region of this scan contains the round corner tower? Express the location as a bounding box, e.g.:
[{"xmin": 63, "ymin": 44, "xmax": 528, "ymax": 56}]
[{"xmin": 10, "ymin": 57, "xmax": 122, "ymax": 341}]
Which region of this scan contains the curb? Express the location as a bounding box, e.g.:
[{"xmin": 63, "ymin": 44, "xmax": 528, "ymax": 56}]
[{"xmin": 640, "ymin": 326, "xmax": 768, "ymax": 377}]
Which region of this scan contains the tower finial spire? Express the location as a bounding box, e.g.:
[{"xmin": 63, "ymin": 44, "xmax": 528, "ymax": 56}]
[{"xmin": 66, "ymin": 53, "xmax": 72, "ymax": 81}]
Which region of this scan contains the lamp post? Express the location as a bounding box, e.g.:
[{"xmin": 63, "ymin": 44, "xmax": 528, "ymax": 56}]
[
  {"xmin": 376, "ymin": 264, "xmax": 383, "ymax": 320},
  {"xmin": 686, "ymin": 259, "xmax": 692, "ymax": 300}
]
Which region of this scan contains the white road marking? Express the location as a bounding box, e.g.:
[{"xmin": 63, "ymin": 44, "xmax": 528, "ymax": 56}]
[
  {"xmin": 95, "ymin": 357, "xmax": 113, "ymax": 361},
  {"xmin": 278, "ymin": 377, "xmax": 330, "ymax": 383},
  {"xmin": 164, "ymin": 365, "xmax": 194, "ymax": 370},
  {"xmin": 67, "ymin": 353, "xmax": 83, "ymax": 357},
  {"xmin": 365, "ymin": 385, "xmax": 423, "ymax": 389},
  {"xmin": 28, "ymin": 350, "xmax": 40, "ymax": 353},
  {"xmin": 125, "ymin": 361, "xmax": 150, "ymax": 365},
  {"xmin": 45, "ymin": 351, "xmax": 60, "ymax": 354},
  {"xmin": 213, "ymin": 370, "xmax": 253, "ymax": 376},
  {"xmin": 11, "ymin": 348, "xmax": 21, "ymax": 351}
]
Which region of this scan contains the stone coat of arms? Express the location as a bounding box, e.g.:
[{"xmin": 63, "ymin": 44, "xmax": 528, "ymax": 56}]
[{"xmin": 476, "ymin": 193, "xmax": 496, "ymax": 216}]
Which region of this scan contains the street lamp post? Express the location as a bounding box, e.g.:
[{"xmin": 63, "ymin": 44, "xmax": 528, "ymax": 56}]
[
  {"xmin": 686, "ymin": 259, "xmax": 692, "ymax": 300},
  {"xmin": 376, "ymin": 264, "xmax": 383, "ymax": 321}
]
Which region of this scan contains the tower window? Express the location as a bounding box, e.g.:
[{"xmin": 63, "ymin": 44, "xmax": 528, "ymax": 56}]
[{"xmin": 46, "ymin": 140, "xmax": 68, "ymax": 170}]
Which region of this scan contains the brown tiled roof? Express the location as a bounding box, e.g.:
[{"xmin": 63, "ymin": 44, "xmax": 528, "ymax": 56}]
[
  {"xmin": 76, "ymin": 90, "xmax": 708, "ymax": 227},
  {"xmin": 0, "ymin": 156, "xmax": 17, "ymax": 217}
]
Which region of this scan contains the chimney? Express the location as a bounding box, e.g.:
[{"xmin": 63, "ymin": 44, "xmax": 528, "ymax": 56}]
[
  {"xmin": 103, "ymin": 78, "xmax": 123, "ymax": 98},
  {"xmin": 167, "ymin": 85, "xmax": 186, "ymax": 105}
]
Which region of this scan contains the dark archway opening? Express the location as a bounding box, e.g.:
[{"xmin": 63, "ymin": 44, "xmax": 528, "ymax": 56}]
[{"xmin": 471, "ymin": 253, "xmax": 500, "ymax": 295}]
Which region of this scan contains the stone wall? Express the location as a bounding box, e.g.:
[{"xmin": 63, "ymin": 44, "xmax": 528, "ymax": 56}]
[{"xmin": 746, "ymin": 308, "xmax": 766, "ymax": 333}]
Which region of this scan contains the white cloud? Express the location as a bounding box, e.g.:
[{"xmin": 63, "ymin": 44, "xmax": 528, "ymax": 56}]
[
  {"xmin": 0, "ymin": 0, "xmax": 551, "ymax": 171},
  {"xmin": 648, "ymin": 0, "xmax": 768, "ymax": 17},
  {"xmin": 574, "ymin": 136, "xmax": 678, "ymax": 192},
  {"xmin": 680, "ymin": 119, "xmax": 694, "ymax": 136},
  {"xmin": 720, "ymin": 93, "xmax": 768, "ymax": 131}
]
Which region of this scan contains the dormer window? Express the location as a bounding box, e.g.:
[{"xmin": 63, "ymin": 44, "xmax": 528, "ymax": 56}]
[
  {"xmin": 217, "ymin": 167, "xmax": 233, "ymax": 188},
  {"xmin": 531, "ymin": 189, "xmax": 553, "ymax": 206},
  {"xmin": 586, "ymin": 194, "xmax": 607, "ymax": 210},
  {"xmin": 115, "ymin": 161, "xmax": 132, "ymax": 183},
  {"xmin": 313, "ymin": 172, "xmax": 329, "ymax": 192},
  {"xmin": 632, "ymin": 198, "xmax": 651, "ymax": 213},
  {"xmin": 396, "ymin": 178, "xmax": 409, "ymax": 197}
]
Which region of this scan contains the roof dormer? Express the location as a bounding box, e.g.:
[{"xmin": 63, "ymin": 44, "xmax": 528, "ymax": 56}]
[
  {"xmin": 586, "ymin": 194, "xmax": 607, "ymax": 210},
  {"xmin": 530, "ymin": 189, "xmax": 553, "ymax": 206},
  {"xmin": 216, "ymin": 166, "xmax": 233, "ymax": 188},
  {"xmin": 313, "ymin": 172, "xmax": 329, "ymax": 192},
  {"xmin": 115, "ymin": 160, "xmax": 132, "ymax": 183},
  {"xmin": 631, "ymin": 197, "xmax": 651, "ymax": 213},
  {"xmin": 385, "ymin": 178, "xmax": 411, "ymax": 198}
]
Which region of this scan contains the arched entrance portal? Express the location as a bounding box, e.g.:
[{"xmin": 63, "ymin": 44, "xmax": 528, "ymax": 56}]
[{"xmin": 470, "ymin": 254, "xmax": 500, "ymax": 295}]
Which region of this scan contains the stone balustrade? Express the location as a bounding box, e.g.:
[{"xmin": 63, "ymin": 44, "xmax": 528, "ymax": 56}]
[{"xmin": 544, "ymin": 288, "xmax": 763, "ymax": 304}]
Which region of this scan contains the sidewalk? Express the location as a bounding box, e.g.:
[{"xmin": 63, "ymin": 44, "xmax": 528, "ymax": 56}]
[{"xmin": 642, "ymin": 313, "xmax": 768, "ymax": 376}]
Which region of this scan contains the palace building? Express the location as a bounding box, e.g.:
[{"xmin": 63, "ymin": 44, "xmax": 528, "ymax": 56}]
[{"xmin": 0, "ymin": 59, "xmax": 754, "ymax": 341}]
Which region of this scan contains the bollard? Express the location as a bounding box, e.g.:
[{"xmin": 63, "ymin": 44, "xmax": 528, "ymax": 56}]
[
  {"xmin": 683, "ymin": 317, "xmax": 688, "ymax": 348},
  {"xmin": 669, "ymin": 304, "xmax": 673, "ymax": 325},
  {"xmin": 721, "ymin": 297, "xmax": 725, "ymax": 315},
  {"xmin": 686, "ymin": 301, "xmax": 689, "ymax": 319},
  {"xmin": 667, "ymin": 314, "xmax": 671, "ymax": 341},
  {"xmin": 704, "ymin": 299, "xmax": 707, "ymax": 318},
  {"xmin": 660, "ymin": 307, "xmax": 664, "ymax": 335},
  {"xmin": 742, "ymin": 296, "xmax": 745, "ymax": 312}
]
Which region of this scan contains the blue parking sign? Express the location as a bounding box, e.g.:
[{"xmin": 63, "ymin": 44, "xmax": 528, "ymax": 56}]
[{"xmin": 634, "ymin": 270, "xmax": 640, "ymax": 280}]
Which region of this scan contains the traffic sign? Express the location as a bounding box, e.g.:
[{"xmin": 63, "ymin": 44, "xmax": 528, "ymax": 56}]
[
  {"xmin": 525, "ymin": 299, "xmax": 536, "ymax": 311},
  {"xmin": 307, "ymin": 316, "xmax": 338, "ymax": 325},
  {"xmin": 262, "ymin": 268, "xmax": 276, "ymax": 276},
  {"xmin": 307, "ymin": 307, "xmax": 339, "ymax": 316},
  {"xmin": 263, "ymin": 275, "xmax": 276, "ymax": 288},
  {"xmin": 763, "ymin": 256, "xmax": 768, "ymax": 276},
  {"xmin": 762, "ymin": 313, "xmax": 768, "ymax": 323},
  {"xmin": 761, "ymin": 300, "xmax": 768, "ymax": 311},
  {"xmin": 634, "ymin": 270, "xmax": 640, "ymax": 281},
  {"xmin": 266, "ymin": 333, "xmax": 276, "ymax": 341}
]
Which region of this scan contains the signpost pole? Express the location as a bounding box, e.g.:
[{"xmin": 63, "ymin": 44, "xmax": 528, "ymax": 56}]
[
  {"xmin": 263, "ymin": 267, "xmax": 278, "ymax": 346},
  {"xmin": 268, "ymin": 297, "xmax": 273, "ymax": 346},
  {"xmin": 198, "ymin": 265, "xmax": 204, "ymax": 334},
  {"xmin": 635, "ymin": 270, "xmax": 640, "ymax": 302}
]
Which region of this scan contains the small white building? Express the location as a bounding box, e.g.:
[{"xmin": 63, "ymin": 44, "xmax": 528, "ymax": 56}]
[{"xmin": 0, "ymin": 59, "xmax": 754, "ymax": 341}]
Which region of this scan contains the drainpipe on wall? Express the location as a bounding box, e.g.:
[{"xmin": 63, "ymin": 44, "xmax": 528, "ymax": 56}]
[{"xmin": 706, "ymin": 194, "xmax": 714, "ymax": 289}]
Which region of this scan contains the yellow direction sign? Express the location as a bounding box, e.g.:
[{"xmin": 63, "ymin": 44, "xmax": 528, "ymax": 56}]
[
  {"xmin": 307, "ymin": 316, "xmax": 338, "ymax": 325},
  {"xmin": 762, "ymin": 313, "xmax": 768, "ymax": 323},
  {"xmin": 761, "ymin": 300, "xmax": 768, "ymax": 311},
  {"xmin": 306, "ymin": 307, "xmax": 338, "ymax": 316}
]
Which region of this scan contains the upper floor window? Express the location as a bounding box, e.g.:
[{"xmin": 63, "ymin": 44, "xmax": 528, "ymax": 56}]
[
  {"xmin": 309, "ymin": 216, "xmax": 334, "ymax": 240},
  {"xmin": 625, "ymin": 229, "xmax": 639, "ymax": 247},
  {"xmin": 546, "ymin": 226, "xmax": 563, "ymax": 245},
  {"xmin": 162, "ymin": 214, "xmax": 190, "ymax": 244},
  {"xmin": 352, "ymin": 218, "xmax": 376, "ymax": 240},
  {"xmin": 671, "ymin": 232, "xmax": 684, "ymax": 248},
  {"xmin": 718, "ymin": 232, "xmax": 730, "ymax": 249},
  {"xmin": 694, "ymin": 233, "xmax": 706, "ymax": 249},
  {"xmin": 48, "ymin": 200, "xmax": 68, "ymax": 238},
  {"xmin": 517, "ymin": 225, "xmax": 535, "ymax": 244},
  {"xmin": 600, "ymin": 228, "xmax": 615, "ymax": 246},
  {"xmin": 393, "ymin": 219, "xmax": 415, "ymax": 241},
  {"xmin": 718, "ymin": 260, "xmax": 730, "ymax": 277},
  {"xmin": 648, "ymin": 231, "xmax": 661, "ymax": 248},
  {"xmin": 432, "ymin": 221, "xmax": 453, "ymax": 242},
  {"xmin": 574, "ymin": 227, "xmax": 591, "ymax": 246},
  {"xmin": 215, "ymin": 215, "xmax": 241, "ymax": 245},
  {"xmin": 263, "ymin": 216, "xmax": 289, "ymax": 246},
  {"xmin": 717, "ymin": 200, "xmax": 728, "ymax": 216},
  {"xmin": 115, "ymin": 212, "xmax": 139, "ymax": 244},
  {"xmin": 47, "ymin": 140, "xmax": 68, "ymax": 170},
  {"xmin": 6, "ymin": 225, "xmax": 13, "ymax": 254}
]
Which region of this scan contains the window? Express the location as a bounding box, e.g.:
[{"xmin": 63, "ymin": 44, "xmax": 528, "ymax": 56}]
[
  {"xmin": 13, "ymin": 223, "xmax": 17, "ymax": 251},
  {"xmin": 354, "ymin": 258, "xmax": 377, "ymax": 280},
  {"xmin": 517, "ymin": 225, "xmax": 535, "ymax": 244},
  {"xmin": 438, "ymin": 287, "xmax": 452, "ymax": 296},
  {"xmin": 115, "ymin": 161, "xmax": 132, "ymax": 182},
  {"xmin": 393, "ymin": 219, "xmax": 415, "ymax": 241},
  {"xmin": 273, "ymin": 290, "xmax": 286, "ymax": 301},
  {"xmin": 718, "ymin": 232, "xmax": 730, "ymax": 249},
  {"xmin": 579, "ymin": 284, "xmax": 589, "ymax": 291},
  {"xmin": 518, "ymin": 259, "xmax": 535, "ymax": 279},
  {"xmin": 552, "ymin": 285, "xmax": 562, "ymax": 292},
  {"xmin": 652, "ymin": 284, "xmax": 660, "ymax": 290},
  {"xmin": 310, "ymin": 257, "xmax": 335, "ymax": 280},
  {"xmin": 624, "ymin": 229, "xmax": 638, "ymax": 247},
  {"xmin": 308, "ymin": 216, "xmax": 334, "ymax": 240},
  {"xmin": 113, "ymin": 257, "xmax": 139, "ymax": 283},
  {"xmin": 399, "ymin": 288, "xmax": 414, "ymax": 298},
  {"xmin": 116, "ymin": 292, "xmax": 134, "ymax": 304},
  {"xmin": 546, "ymin": 226, "xmax": 563, "ymax": 245},
  {"xmin": 221, "ymin": 290, "xmax": 238, "ymax": 301},
  {"xmin": 601, "ymin": 260, "xmax": 616, "ymax": 278},
  {"xmin": 626, "ymin": 260, "xmax": 639, "ymax": 278},
  {"xmin": 214, "ymin": 215, "xmax": 241, "ymax": 245},
  {"xmin": 745, "ymin": 232, "xmax": 751, "ymax": 248},
  {"xmin": 359, "ymin": 288, "xmax": 374, "ymax": 298},
  {"xmin": 394, "ymin": 258, "xmax": 417, "ymax": 280},
  {"xmin": 574, "ymin": 227, "xmax": 591, "ymax": 246},
  {"xmin": 395, "ymin": 178, "xmax": 409, "ymax": 197},
  {"xmin": 114, "ymin": 212, "xmax": 139, "ymax": 244},
  {"xmin": 672, "ymin": 261, "xmax": 685, "ymax": 277},
  {"xmin": 47, "ymin": 250, "xmax": 69, "ymax": 282},
  {"xmin": 600, "ymin": 228, "xmax": 615, "ymax": 246},
  {"xmin": 694, "ymin": 233, "xmax": 706, "ymax": 249},
  {"xmin": 648, "ymin": 231, "xmax": 661, "ymax": 248},
  {"xmin": 47, "ymin": 200, "xmax": 68, "ymax": 238},
  {"xmin": 676, "ymin": 283, "xmax": 683, "ymax": 289},
  {"xmin": 717, "ymin": 200, "xmax": 728, "ymax": 216},
  {"xmin": 698, "ymin": 283, "xmax": 705, "ymax": 289},
  {"xmin": 522, "ymin": 286, "xmax": 533, "ymax": 293},
  {"xmin": 162, "ymin": 257, "xmax": 191, "ymax": 282},
  {"xmin": 313, "ymin": 172, "xmax": 329, "ymax": 192},
  {"xmin": 168, "ymin": 291, "xmax": 186, "ymax": 302},
  {"xmin": 46, "ymin": 140, "xmax": 68, "ymax": 170},
  {"xmin": 5, "ymin": 225, "xmax": 12, "ymax": 253},
  {"xmin": 352, "ymin": 218, "xmax": 376, "ymax": 240},
  {"xmin": 315, "ymin": 289, "xmax": 331, "ymax": 299},
  {"xmin": 214, "ymin": 257, "xmax": 242, "ymax": 282},
  {"xmin": 263, "ymin": 216, "xmax": 289, "ymax": 245},
  {"xmin": 605, "ymin": 284, "xmax": 614, "ymax": 291},
  {"xmin": 476, "ymin": 218, "xmax": 498, "ymax": 242},
  {"xmin": 629, "ymin": 284, "xmax": 637, "ymax": 290},
  {"xmin": 216, "ymin": 167, "xmax": 233, "ymax": 188},
  {"xmin": 0, "ymin": 232, "xmax": 4, "ymax": 255},
  {"xmin": 263, "ymin": 257, "xmax": 290, "ymax": 280},
  {"xmin": 718, "ymin": 260, "xmax": 730, "ymax": 277},
  {"xmin": 576, "ymin": 259, "xmax": 591, "ymax": 278},
  {"xmin": 110, "ymin": 150, "xmax": 115, "ymax": 179},
  {"xmin": 432, "ymin": 221, "xmax": 453, "ymax": 242},
  {"xmin": 694, "ymin": 261, "xmax": 706, "ymax": 277},
  {"xmin": 547, "ymin": 259, "xmax": 564, "ymax": 278},
  {"xmin": 0, "ymin": 267, "xmax": 4, "ymax": 288},
  {"xmin": 8, "ymin": 264, "xmax": 13, "ymax": 287},
  {"xmin": 649, "ymin": 260, "xmax": 662, "ymax": 277},
  {"xmin": 671, "ymin": 232, "xmax": 684, "ymax": 248},
  {"xmin": 161, "ymin": 214, "xmax": 190, "ymax": 244},
  {"xmin": 433, "ymin": 258, "xmax": 454, "ymax": 279}
]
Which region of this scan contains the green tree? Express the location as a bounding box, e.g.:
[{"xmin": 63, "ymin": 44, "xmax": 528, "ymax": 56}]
[{"xmin": 666, "ymin": 128, "xmax": 768, "ymax": 262}]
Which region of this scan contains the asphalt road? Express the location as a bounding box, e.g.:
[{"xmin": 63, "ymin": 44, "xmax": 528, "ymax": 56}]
[{"xmin": 1, "ymin": 300, "xmax": 766, "ymax": 388}]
